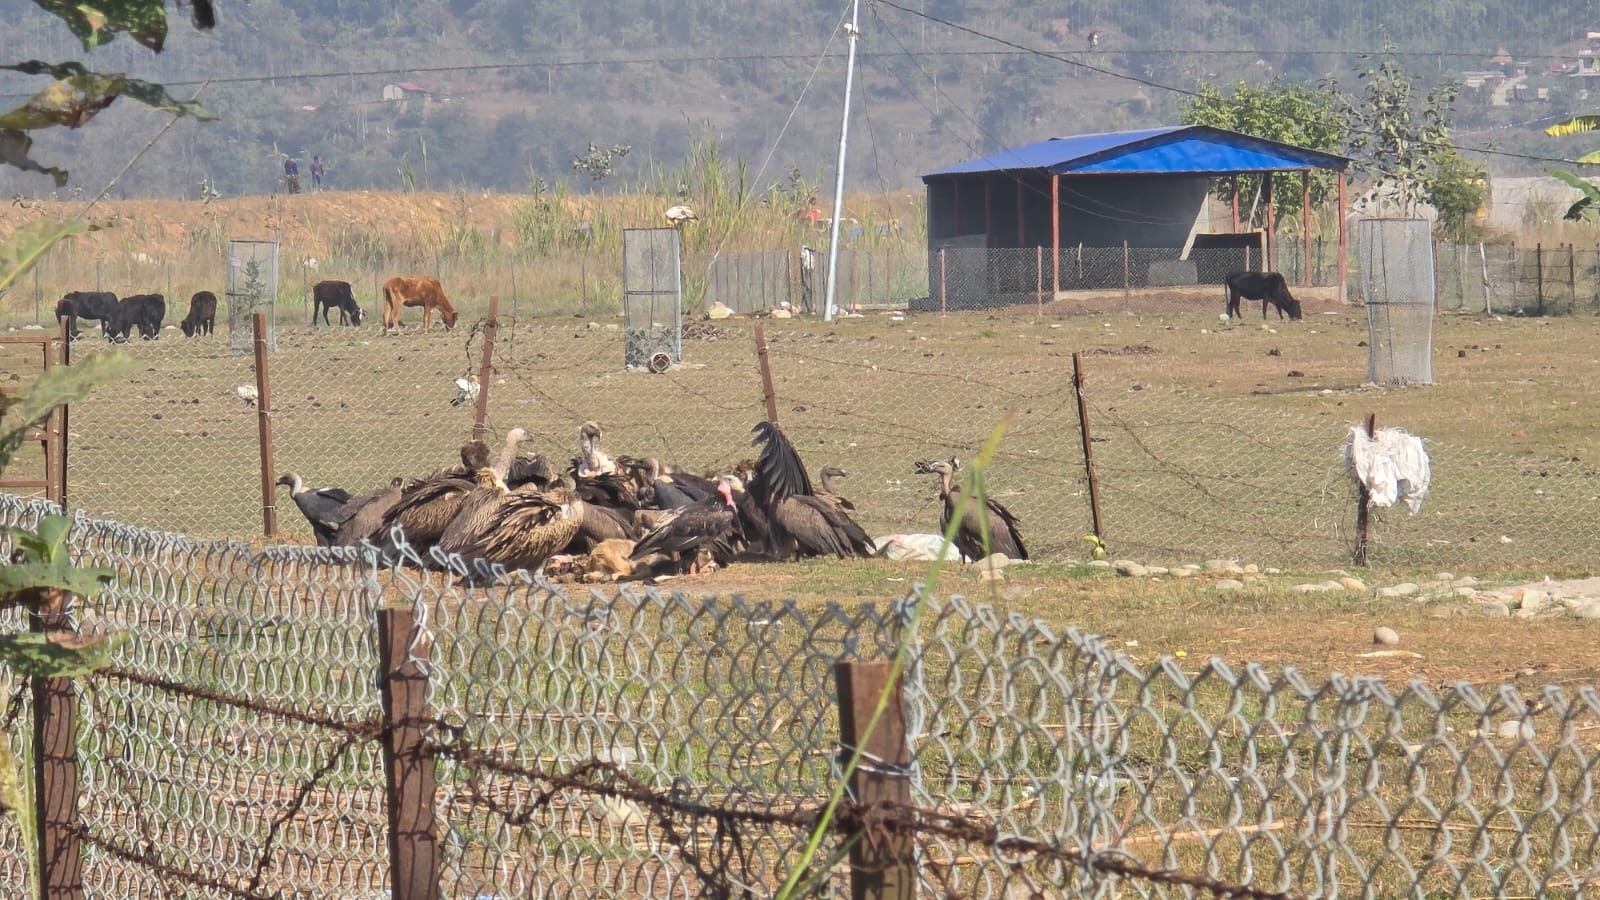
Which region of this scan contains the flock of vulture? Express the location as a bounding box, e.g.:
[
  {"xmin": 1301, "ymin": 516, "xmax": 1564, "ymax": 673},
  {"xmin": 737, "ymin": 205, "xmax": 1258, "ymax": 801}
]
[{"xmin": 275, "ymin": 421, "xmax": 1028, "ymax": 582}]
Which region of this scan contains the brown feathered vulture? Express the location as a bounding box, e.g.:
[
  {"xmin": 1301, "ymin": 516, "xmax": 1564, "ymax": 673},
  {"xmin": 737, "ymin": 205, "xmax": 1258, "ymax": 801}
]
[
  {"xmin": 334, "ymin": 476, "xmax": 406, "ymax": 546},
  {"xmin": 746, "ymin": 421, "xmax": 875, "ymax": 560},
  {"xmin": 376, "ymin": 436, "xmax": 501, "ymax": 558},
  {"xmin": 914, "ymin": 457, "xmax": 1028, "ymax": 561},
  {"xmin": 628, "ymin": 475, "xmax": 744, "ymax": 575}
]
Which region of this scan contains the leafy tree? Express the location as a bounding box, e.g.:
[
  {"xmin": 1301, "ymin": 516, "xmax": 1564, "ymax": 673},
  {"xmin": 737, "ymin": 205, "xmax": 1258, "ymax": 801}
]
[
  {"xmin": 1343, "ymin": 41, "xmax": 1485, "ymax": 231},
  {"xmin": 1181, "ymin": 76, "xmax": 1348, "ymax": 226}
]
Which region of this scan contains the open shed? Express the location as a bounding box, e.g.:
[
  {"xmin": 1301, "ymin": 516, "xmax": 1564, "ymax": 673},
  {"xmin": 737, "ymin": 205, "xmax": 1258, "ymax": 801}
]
[{"xmin": 920, "ymin": 125, "xmax": 1351, "ymax": 310}]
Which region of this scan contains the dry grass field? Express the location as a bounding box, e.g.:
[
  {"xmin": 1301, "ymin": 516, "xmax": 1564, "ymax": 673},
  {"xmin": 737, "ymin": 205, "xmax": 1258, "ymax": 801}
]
[
  {"xmin": 3, "ymin": 303, "xmax": 1596, "ymax": 695},
  {"xmin": 3, "ymin": 190, "xmax": 1600, "ymax": 697}
]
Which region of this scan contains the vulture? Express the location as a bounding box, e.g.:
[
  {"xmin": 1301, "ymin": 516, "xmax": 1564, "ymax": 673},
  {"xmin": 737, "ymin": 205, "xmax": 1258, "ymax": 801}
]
[
  {"xmin": 275, "ymin": 473, "xmax": 352, "ymax": 547},
  {"xmin": 375, "ymin": 436, "xmax": 501, "ymax": 558},
  {"xmin": 620, "ymin": 456, "xmax": 717, "ymax": 509},
  {"xmin": 443, "ymin": 476, "xmax": 584, "ymax": 572},
  {"xmin": 816, "ymin": 465, "xmax": 856, "ymax": 511},
  {"xmin": 333, "ymin": 476, "xmax": 407, "ymax": 546},
  {"xmin": 664, "ymin": 204, "xmax": 697, "ymax": 228},
  {"xmin": 575, "ymin": 421, "xmax": 617, "ymax": 477},
  {"xmin": 629, "ymin": 475, "xmax": 744, "ymax": 575},
  {"xmin": 914, "ymin": 457, "xmax": 1028, "ymax": 561},
  {"xmin": 746, "ymin": 421, "xmax": 874, "ymax": 560}
]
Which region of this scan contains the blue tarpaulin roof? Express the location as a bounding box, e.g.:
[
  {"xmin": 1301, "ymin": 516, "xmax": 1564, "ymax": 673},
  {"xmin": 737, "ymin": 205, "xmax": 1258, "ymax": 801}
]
[{"xmin": 922, "ymin": 125, "xmax": 1349, "ymax": 179}]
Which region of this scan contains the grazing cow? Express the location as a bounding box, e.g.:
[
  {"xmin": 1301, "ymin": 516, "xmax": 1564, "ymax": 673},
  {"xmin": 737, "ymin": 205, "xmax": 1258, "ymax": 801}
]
[
  {"xmin": 312, "ymin": 280, "xmax": 363, "ymax": 326},
  {"xmin": 1224, "ymin": 270, "xmax": 1302, "ymax": 321},
  {"xmin": 110, "ymin": 293, "xmax": 166, "ymax": 341},
  {"xmin": 180, "ymin": 291, "xmax": 217, "ymax": 337},
  {"xmin": 55, "ymin": 290, "xmax": 119, "ymax": 339},
  {"xmin": 381, "ymin": 275, "xmax": 457, "ymax": 333}
]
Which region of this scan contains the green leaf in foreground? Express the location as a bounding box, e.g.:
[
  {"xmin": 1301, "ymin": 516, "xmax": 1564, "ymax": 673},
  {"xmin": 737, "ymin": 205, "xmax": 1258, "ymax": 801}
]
[
  {"xmin": 30, "ymin": 0, "xmax": 171, "ymax": 52},
  {"xmin": 0, "ymin": 631, "xmax": 124, "ymax": 678},
  {"xmin": 0, "ymin": 562, "xmax": 113, "ymax": 598}
]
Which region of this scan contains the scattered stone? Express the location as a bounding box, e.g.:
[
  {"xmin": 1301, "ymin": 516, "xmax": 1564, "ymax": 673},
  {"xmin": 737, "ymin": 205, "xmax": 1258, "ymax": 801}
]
[
  {"xmin": 1338, "ymin": 577, "xmax": 1366, "ymax": 591},
  {"xmin": 1113, "ymin": 560, "xmax": 1149, "ymax": 577},
  {"xmin": 1434, "ymin": 572, "xmax": 1455, "ymax": 582},
  {"xmin": 978, "ymin": 567, "xmax": 1005, "ymax": 583},
  {"xmin": 590, "ymin": 795, "xmax": 647, "ymax": 830},
  {"xmin": 1428, "ymin": 605, "xmax": 1464, "ymax": 618},
  {"xmin": 1372, "ymin": 626, "xmax": 1400, "ymax": 646},
  {"xmin": 1377, "ymin": 583, "xmax": 1420, "ymax": 598},
  {"xmin": 1086, "ymin": 559, "xmax": 1112, "ymax": 569},
  {"xmin": 1574, "ymin": 600, "xmax": 1600, "ymax": 620},
  {"xmin": 769, "ymin": 307, "xmax": 792, "ymax": 319},
  {"xmin": 1215, "ymin": 578, "xmax": 1245, "ymax": 591},
  {"xmin": 1496, "ymin": 720, "xmax": 1534, "ymax": 741},
  {"xmin": 1480, "ymin": 601, "xmax": 1511, "ymax": 618},
  {"xmin": 974, "ymin": 552, "xmax": 1017, "ymax": 572},
  {"xmin": 1242, "ymin": 563, "xmax": 1260, "ymax": 574},
  {"xmin": 1513, "ymin": 588, "xmax": 1549, "ymax": 612},
  {"xmin": 1202, "ymin": 559, "xmax": 1234, "ymax": 572},
  {"xmin": 1144, "ymin": 566, "xmax": 1169, "ymax": 576},
  {"xmin": 706, "ymin": 302, "xmax": 733, "ymax": 320},
  {"xmin": 1290, "ymin": 581, "xmax": 1343, "ymax": 593}
]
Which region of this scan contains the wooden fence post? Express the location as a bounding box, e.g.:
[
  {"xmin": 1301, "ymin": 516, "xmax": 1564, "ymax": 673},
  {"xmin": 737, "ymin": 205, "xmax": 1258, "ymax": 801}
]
[
  {"xmin": 472, "ymin": 295, "xmax": 500, "ymax": 442},
  {"xmin": 377, "ymin": 606, "xmax": 440, "ymax": 900},
  {"xmin": 1536, "ymin": 242, "xmax": 1545, "ymax": 315},
  {"xmin": 33, "ymin": 587, "xmax": 83, "ymax": 900},
  {"xmin": 938, "ymin": 249, "xmax": 947, "ymax": 315},
  {"xmin": 252, "ymin": 312, "xmax": 277, "ymax": 538},
  {"xmin": 834, "ymin": 661, "xmax": 915, "ymax": 900},
  {"xmin": 1353, "ymin": 412, "xmax": 1376, "ymax": 567},
  {"xmin": 754, "ymin": 323, "xmax": 779, "ymax": 424}
]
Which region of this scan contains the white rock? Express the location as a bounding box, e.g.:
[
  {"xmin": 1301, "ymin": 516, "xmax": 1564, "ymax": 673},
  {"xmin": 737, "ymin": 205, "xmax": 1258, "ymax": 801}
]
[
  {"xmin": 1338, "ymin": 577, "xmax": 1367, "ymax": 591},
  {"xmin": 1086, "ymin": 559, "xmax": 1112, "ymax": 569},
  {"xmin": 974, "ymin": 552, "xmax": 1016, "ymax": 572},
  {"xmin": 1144, "ymin": 566, "xmax": 1169, "ymax": 576},
  {"xmin": 706, "ymin": 302, "xmax": 733, "ymax": 320},
  {"xmin": 1480, "ymin": 601, "xmax": 1511, "ymax": 618},
  {"xmin": 1202, "ymin": 559, "xmax": 1234, "ymax": 572},
  {"xmin": 1377, "ymin": 583, "xmax": 1420, "ymax": 598},
  {"xmin": 1113, "ymin": 560, "xmax": 1148, "ymax": 577},
  {"xmin": 1215, "ymin": 578, "xmax": 1245, "ymax": 590},
  {"xmin": 1496, "ymin": 720, "xmax": 1534, "ymax": 741},
  {"xmin": 1573, "ymin": 599, "xmax": 1600, "ymax": 620},
  {"xmin": 590, "ymin": 795, "xmax": 647, "ymax": 830},
  {"xmin": 1242, "ymin": 563, "xmax": 1260, "ymax": 574},
  {"xmin": 1372, "ymin": 626, "xmax": 1400, "ymax": 646}
]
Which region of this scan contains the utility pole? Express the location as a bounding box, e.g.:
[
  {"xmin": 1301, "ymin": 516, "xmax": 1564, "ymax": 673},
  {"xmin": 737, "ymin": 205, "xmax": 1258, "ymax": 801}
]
[{"xmin": 822, "ymin": 0, "xmax": 862, "ymax": 323}]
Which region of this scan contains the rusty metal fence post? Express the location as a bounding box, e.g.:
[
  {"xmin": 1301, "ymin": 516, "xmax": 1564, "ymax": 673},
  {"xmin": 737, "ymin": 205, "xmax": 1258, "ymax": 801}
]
[
  {"xmin": 32, "ymin": 587, "xmax": 83, "ymax": 900},
  {"xmin": 834, "ymin": 660, "xmax": 915, "ymax": 900},
  {"xmin": 252, "ymin": 312, "xmax": 277, "ymax": 538},
  {"xmin": 472, "ymin": 295, "xmax": 500, "ymax": 441},
  {"xmin": 377, "ymin": 606, "xmax": 440, "ymax": 900},
  {"xmin": 755, "ymin": 323, "xmax": 779, "ymax": 424}
]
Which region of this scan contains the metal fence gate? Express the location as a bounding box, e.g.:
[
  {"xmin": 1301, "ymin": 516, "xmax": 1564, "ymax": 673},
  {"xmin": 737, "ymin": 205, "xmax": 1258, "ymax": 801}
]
[
  {"xmin": 1357, "ymin": 218, "xmax": 1434, "ymax": 385},
  {"xmin": 226, "ymin": 239, "xmax": 279, "ymax": 353},
  {"xmin": 621, "ymin": 228, "xmax": 681, "ymax": 370}
]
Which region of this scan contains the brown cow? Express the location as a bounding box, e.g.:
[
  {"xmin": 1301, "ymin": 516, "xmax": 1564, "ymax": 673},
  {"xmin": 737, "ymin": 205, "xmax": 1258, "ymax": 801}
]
[{"xmin": 381, "ymin": 275, "xmax": 458, "ymax": 333}]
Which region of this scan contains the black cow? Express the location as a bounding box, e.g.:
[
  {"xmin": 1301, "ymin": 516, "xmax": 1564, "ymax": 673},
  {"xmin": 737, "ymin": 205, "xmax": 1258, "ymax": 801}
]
[
  {"xmin": 55, "ymin": 290, "xmax": 119, "ymax": 339},
  {"xmin": 180, "ymin": 290, "xmax": 217, "ymax": 337},
  {"xmin": 110, "ymin": 293, "xmax": 166, "ymax": 341},
  {"xmin": 312, "ymin": 280, "xmax": 363, "ymax": 326},
  {"xmin": 1224, "ymin": 271, "xmax": 1302, "ymax": 321}
]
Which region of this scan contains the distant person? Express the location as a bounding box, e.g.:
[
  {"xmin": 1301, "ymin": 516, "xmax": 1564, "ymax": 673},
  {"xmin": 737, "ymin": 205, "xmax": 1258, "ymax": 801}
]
[
  {"xmin": 283, "ymin": 154, "xmax": 300, "ymax": 194},
  {"xmin": 310, "ymin": 155, "xmax": 324, "ymax": 190}
]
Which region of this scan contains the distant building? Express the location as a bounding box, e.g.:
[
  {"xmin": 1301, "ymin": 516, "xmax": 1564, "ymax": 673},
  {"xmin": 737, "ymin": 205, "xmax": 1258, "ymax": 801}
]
[{"xmin": 381, "ymin": 81, "xmax": 434, "ymax": 103}]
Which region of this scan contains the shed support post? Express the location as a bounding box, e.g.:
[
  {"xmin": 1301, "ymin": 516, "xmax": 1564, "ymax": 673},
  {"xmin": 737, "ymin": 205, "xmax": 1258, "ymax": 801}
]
[
  {"xmin": 1051, "ymin": 174, "xmax": 1060, "ymax": 296},
  {"xmin": 1231, "ymin": 176, "xmax": 1240, "ymax": 233},
  {"xmin": 1264, "ymin": 173, "xmax": 1275, "ymax": 272},
  {"xmin": 1337, "ymin": 170, "xmax": 1348, "ymax": 303},
  {"xmin": 1302, "ymin": 171, "xmax": 1312, "ymax": 287}
]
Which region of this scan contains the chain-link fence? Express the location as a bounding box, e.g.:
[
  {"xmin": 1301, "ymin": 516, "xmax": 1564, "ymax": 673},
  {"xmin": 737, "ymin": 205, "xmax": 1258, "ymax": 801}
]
[
  {"xmin": 30, "ymin": 318, "xmax": 1600, "ymax": 572},
  {"xmin": 2, "ymin": 492, "xmax": 1600, "ymax": 897}
]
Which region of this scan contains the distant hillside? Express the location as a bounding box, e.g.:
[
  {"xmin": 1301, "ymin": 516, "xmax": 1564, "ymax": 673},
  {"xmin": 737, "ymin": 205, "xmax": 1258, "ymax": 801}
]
[{"xmin": 0, "ymin": 0, "xmax": 1595, "ymax": 200}]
